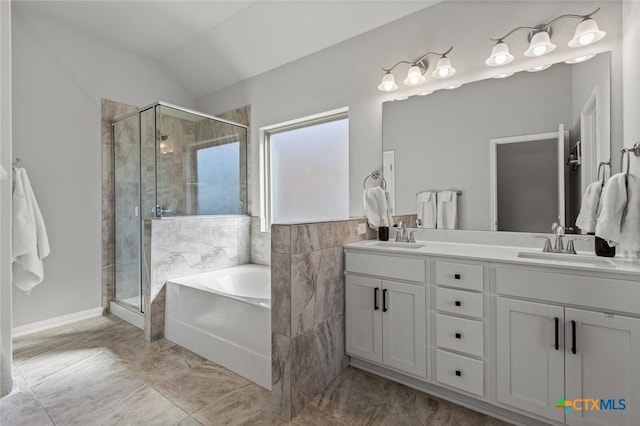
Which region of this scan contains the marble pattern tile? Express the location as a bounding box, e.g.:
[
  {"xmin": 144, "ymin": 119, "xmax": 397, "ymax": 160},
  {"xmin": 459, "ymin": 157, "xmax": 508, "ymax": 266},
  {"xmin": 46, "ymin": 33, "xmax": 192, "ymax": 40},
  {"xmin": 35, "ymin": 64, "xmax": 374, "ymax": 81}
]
[
  {"xmin": 271, "ymin": 334, "xmax": 291, "ymax": 419},
  {"xmin": 251, "ymin": 216, "xmax": 271, "ymax": 265},
  {"xmin": 271, "ymin": 253, "xmax": 291, "ymax": 337},
  {"xmin": 271, "ymin": 225, "xmax": 291, "ymax": 254},
  {"xmin": 192, "ymin": 383, "xmax": 275, "ymax": 426},
  {"xmin": 0, "ymin": 371, "xmax": 53, "ymax": 426},
  {"xmin": 290, "ymin": 219, "xmax": 375, "ymax": 254}
]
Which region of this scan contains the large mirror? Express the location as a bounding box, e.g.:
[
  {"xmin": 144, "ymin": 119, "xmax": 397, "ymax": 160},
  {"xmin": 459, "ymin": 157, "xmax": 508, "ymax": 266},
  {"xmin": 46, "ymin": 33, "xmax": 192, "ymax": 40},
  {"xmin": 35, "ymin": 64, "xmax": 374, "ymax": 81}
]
[{"xmin": 382, "ymin": 52, "xmax": 611, "ymax": 233}]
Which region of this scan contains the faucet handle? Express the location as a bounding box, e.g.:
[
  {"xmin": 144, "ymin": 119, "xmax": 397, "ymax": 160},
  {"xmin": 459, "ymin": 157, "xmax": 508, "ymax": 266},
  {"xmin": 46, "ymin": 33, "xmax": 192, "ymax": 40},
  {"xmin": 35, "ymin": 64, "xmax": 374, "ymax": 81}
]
[
  {"xmin": 565, "ymin": 237, "xmax": 590, "ymax": 255},
  {"xmin": 534, "ymin": 236, "xmax": 552, "ymax": 252},
  {"xmin": 409, "ymin": 231, "xmax": 416, "ymax": 243},
  {"xmin": 552, "ymin": 222, "xmax": 565, "ymax": 236}
]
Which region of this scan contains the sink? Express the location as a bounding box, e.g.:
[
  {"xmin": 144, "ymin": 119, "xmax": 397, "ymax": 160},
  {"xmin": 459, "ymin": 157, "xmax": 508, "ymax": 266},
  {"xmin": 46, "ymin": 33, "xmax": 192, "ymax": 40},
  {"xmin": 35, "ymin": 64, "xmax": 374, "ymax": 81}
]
[
  {"xmin": 373, "ymin": 242, "xmax": 426, "ymax": 249},
  {"xmin": 517, "ymin": 251, "xmax": 616, "ymax": 267}
]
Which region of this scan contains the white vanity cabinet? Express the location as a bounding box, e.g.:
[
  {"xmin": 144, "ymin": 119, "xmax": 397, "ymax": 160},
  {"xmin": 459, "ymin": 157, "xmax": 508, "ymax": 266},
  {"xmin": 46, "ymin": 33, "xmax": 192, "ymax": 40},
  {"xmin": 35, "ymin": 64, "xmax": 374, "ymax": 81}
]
[
  {"xmin": 496, "ymin": 267, "xmax": 640, "ymax": 426},
  {"xmin": 345, "ymin": 252, "xmax": 427, "ymax": 378}
]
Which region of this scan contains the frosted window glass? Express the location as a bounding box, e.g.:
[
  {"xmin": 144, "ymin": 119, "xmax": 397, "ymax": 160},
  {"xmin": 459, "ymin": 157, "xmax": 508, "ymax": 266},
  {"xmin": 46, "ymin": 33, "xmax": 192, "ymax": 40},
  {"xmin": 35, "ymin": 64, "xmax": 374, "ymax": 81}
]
[
  {"xmin": 270, "ymin": 118, "xmax": 349, "ymax": 224},
  {"xmin": 196, "ymin": 142, "xmax": 241, "ymax": 215}
]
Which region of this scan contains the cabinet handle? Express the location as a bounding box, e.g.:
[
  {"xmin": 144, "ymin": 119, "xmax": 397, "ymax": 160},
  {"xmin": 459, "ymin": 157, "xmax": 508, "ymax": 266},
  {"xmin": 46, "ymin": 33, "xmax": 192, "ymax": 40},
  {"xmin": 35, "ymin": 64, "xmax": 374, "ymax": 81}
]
[
  {"xmin": 454, "ymin": 273, "xmax": 461, "ymax": 280},
  {"xmin": 455, "ymin": 370, "xmax": 462, "ymax": 377},
  {"xmin": 571, "ymin": 320, "xmax": 577, "ymax": 354},
  {"xmin": 382, "ymin": 289, "xmax": 388, "ymax": 312},
  {"xmin": 374, "ymin": 287, "xmax": 379, "ymax": 311},
  {"xmin": 455, "ymin": 332, "xmax": 462, "ymax": 339},
  {"xmin": 554, "ymin": 317, "xmax": 559, "ymax": 350},
  {"xmin": 454, "ymin": 300, "xmax": 462, "ymax": 307}
]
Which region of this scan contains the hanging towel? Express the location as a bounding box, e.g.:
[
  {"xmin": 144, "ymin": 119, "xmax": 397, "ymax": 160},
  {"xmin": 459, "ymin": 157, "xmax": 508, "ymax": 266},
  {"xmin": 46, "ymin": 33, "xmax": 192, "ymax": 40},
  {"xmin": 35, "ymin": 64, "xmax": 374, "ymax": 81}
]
[
  {"xmin": 619, "ymin": 174, "xmax": 640, "ymax": 251},
  {"xmin": 12, "ymin": 167, "xmax": 50, "ymax": 294},
  {"xmin": 364, "ymin": 186, "xmax": 391, "ymax": 230},
  {"xmin": 417, "ymin": 191, "xmax": 436, "ymax": 228},
  {"xmin": 595, "ymin": 173, "xmax": 628, "ymax": 248},
  {"xmin": 436, "ymin": 191, "xmax": 457, "ymax": 230},
  {"xmin": 575, "ymin": 181, "xmax": 603, "ymax": 234},
  {"xmin": 0, "ymin": 164, "xmax": 7, "ymax": 180}
]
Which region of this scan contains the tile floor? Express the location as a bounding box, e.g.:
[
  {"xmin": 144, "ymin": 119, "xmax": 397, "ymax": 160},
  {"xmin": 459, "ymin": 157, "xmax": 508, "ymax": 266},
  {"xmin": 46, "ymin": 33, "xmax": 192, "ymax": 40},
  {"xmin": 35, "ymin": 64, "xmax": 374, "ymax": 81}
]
[{"xmin": 1, "ymin": 315, "xmax": 512, "ymax": 425}]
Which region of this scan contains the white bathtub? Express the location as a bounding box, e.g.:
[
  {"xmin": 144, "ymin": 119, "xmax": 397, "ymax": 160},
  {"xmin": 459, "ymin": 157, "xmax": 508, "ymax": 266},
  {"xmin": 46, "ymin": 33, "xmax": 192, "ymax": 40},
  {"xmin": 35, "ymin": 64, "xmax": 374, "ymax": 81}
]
[{"xmin": 165, "ymin": 264, "xmax": 271, "ymax": 389}]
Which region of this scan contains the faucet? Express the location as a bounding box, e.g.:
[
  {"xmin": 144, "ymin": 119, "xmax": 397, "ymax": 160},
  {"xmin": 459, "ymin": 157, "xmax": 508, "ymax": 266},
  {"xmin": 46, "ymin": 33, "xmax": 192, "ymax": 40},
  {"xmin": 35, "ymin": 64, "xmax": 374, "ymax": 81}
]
[
  {"xmin": 552, "ymin": 222, "xmax": 565, "ymax": 252},
  {"xmin": 534, "ymin": 223, "xmax": 588, "ymax": 254},
  {"xmin": 395, "ymin": 222, "xmax": 407, "ymax": 242}
]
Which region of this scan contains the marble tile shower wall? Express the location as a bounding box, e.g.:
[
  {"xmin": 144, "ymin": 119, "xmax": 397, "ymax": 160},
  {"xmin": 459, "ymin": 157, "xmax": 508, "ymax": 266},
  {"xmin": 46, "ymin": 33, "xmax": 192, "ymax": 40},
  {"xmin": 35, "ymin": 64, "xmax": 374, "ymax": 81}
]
[
  {"xmin": 101, "ymin": 99, "xmax": 138, "ymax": 312},
  {"xmin": 143, "ymin": 216, "xmax": 251, "ymax": 341},
  {"xmin": 270, "ymin": 219, "xmax": 376, "ymax": 419}
]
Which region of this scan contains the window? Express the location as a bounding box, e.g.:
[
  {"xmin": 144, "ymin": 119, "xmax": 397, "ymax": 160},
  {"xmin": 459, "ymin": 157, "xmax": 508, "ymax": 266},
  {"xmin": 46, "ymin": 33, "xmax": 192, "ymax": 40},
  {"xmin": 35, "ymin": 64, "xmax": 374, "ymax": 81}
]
[
  {"xmin": 262, "ymin": 109, "xmax": 349, "ymax": 230},
  {"xmin": 195, "ymin": 142, "xmax": 241, "ymax": 215}
]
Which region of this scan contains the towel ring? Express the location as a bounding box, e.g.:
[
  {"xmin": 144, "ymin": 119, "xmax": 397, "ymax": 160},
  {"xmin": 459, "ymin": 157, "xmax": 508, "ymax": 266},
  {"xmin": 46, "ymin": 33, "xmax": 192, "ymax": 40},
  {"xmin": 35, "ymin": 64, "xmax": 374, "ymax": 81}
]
[
  {"xmin": 363, "ymin": 170, "xmax": 387, "ymax": 190},
  {"xmin": 12, "ymin": 157, "xmax": 21, "ymax": 166},
  {"xmin": 597, "ymin": 161, "xmax": 610, "ymax": 185},
  {"xmin": 621, "ymin": 142, "xmax": 640, "ymax": 179}
]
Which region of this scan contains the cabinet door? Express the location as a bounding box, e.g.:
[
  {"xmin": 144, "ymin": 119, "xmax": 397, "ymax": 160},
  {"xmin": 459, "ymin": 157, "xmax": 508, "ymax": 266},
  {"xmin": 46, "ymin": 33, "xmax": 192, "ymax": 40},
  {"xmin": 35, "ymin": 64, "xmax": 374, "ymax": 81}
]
[
  {"xmin": 381, "ymin": 280, "xmax": 426, "ymax": 377},
  {"xmin": 346, "ymin": 275, "xmax": 382, "ymax": 363},
  {"xmin": 565, "ymin": 308, "xmax": 640, "ymax": 426},
  {"xmin": 496, "ymin": 297, "xmax": 565, "ymax": 422}
]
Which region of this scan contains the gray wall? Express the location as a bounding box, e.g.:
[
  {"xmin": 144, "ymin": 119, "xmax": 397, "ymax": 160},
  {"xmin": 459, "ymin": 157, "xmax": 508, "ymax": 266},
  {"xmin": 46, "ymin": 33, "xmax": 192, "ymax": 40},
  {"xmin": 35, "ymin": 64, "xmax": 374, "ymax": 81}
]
[
  {"xmin": 383, "ymin": 65, "xmax": 573, "ymax": 230},
  {"xmin": 623, "ymin": 1, "xmax": 640, "ymax": 175},
  {"xmin": 11, "ymin": 6, "xmax": 194, "ymax": 327}
]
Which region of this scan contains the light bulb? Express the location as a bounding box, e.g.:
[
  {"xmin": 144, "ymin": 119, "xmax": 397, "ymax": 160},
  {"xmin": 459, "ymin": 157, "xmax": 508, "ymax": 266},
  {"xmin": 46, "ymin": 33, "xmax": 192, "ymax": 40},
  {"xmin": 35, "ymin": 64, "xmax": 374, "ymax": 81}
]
[
  {"xmin": 404, "ymin": 66, "xmax": 425, "ymax": 86},
  {"xmin": 377, "ymin": 73, "xmax": 398, "ymax": 92},
  {"xmin": 579, "ymin": 32, "xmax": 595, "ymax": 45},
  {"xmin": 533, "ymin": 45, "xmax": 547, "ymax": 56}
]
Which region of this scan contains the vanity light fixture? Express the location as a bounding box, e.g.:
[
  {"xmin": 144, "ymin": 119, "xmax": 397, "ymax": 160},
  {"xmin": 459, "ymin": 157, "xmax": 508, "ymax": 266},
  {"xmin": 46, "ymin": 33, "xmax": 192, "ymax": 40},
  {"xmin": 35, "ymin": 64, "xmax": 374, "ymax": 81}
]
[
  {"xmin": 486, "ymin": 7, "xmax": 605, "ymax": 66},
  {"xmin": 526, "ymin": 64, "xmax": 553, "ymax": 72},
  {"xmin": 377, "ymin": 46, "xmax": 455, "ymax": 92},
  {"xmin": 494, "ymin": 72, "xmax": 514, "ymax": 79}
]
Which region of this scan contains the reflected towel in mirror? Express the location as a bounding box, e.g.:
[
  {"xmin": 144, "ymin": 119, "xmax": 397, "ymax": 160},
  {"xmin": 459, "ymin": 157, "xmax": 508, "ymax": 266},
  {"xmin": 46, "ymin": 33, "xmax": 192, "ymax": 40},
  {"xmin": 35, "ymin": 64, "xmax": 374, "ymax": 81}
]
[
  {"xmin": 437, "ymin": 191, "xmax": 457, "ymax": 230},
  {"xmin": 417, "ymin": 191, "xmax": 436, "ymax": 228}
]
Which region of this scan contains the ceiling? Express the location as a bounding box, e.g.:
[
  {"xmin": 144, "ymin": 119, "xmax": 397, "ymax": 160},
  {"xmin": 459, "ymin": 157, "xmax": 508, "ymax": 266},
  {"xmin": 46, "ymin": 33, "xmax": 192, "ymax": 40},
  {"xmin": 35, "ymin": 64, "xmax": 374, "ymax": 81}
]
[{"xmin": 16, "ymin": 0, "xmax": 438, "ymax": 97}]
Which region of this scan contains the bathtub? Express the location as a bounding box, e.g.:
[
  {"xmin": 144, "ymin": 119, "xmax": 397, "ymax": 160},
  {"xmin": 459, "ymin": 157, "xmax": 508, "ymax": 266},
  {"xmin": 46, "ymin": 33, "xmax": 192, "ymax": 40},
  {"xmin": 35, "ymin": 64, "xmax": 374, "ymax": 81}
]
[{"xmin": 164, "ymin": 264, "xmax": 271, "ymax": 389}]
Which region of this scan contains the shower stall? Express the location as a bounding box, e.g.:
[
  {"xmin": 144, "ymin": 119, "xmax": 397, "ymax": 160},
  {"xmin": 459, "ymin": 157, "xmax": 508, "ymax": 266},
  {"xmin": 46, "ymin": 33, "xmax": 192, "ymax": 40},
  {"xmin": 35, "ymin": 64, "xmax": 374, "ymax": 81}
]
[{"xmin": 111, "ymin": 102, "xmax": 248, "ymax": 313}]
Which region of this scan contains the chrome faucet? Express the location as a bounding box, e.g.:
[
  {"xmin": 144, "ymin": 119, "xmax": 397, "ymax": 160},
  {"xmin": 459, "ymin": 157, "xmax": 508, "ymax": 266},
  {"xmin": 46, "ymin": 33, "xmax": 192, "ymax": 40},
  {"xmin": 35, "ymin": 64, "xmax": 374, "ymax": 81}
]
[
  {"xmin": 552, "ymin": 222, "xmax": 565, "ymax": 252},
  {"xmin": 395, "ymin": 222, "xmax": 407, "ymax": 242}
]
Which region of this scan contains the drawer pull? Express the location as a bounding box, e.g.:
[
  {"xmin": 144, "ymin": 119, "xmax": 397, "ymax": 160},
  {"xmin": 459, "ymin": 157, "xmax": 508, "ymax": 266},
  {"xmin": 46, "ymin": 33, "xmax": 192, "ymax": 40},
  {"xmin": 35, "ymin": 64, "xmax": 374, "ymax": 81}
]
[
  {"xmin": 382, "ymin": 289, "xmax": 388, "ymax": 312},
  {"xmin": 374, "ymin": 287, "xmax": 379, "ymax": 311},
  {"xmin": 455, "ymin": 332, "xmax": 462, "ymax": 339},
  {"xmin": 554, "ymin": 317, "xmax": 559, "ymax": 351},
  {"xmin": 454, "ymin": 273, "xmax": 461, "ymax": 280},
  {"xmin": 455, "ymin": 370, "xmax": 462, "ymax": 377},
  {"xmin": 454, "ymin": 300, "xmax": 462, "ymax": 307},
  {"xmin": 571, "ymin": 320, "xmax": 577, "ymax": 354}
]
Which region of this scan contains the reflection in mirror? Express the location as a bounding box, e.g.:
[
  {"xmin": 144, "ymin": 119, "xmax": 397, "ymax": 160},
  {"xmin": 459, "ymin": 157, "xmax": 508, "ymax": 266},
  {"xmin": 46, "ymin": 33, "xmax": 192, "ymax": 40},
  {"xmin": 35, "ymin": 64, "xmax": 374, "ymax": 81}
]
[{"xmin": 382, "ymin": 52, "xmax": 611, "ymax": 233}]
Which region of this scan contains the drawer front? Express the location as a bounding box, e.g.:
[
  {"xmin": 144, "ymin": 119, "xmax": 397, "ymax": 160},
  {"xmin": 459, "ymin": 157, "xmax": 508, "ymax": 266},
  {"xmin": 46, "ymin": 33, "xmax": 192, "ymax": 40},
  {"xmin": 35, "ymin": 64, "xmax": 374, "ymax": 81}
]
[
  {"xmin": 436, "ymin": 314, "xmax": 484, "ymax": 357},
  {"xmin": 435, "ymin": 261, "xmax": 483, "ymax": 291},
  {"xmin": 435, "ymin": 287, "xmax": 483, "ymax": 319},
  {"xmin": 436, "ymin": 349, "xmax": 484, "ymax": 396},
  {"xmin": 346, "ymin": 252, "xmax": 426, "ymax": 283},
  {"xmin": 496, "ymin": 267, "xmax": 640, "ymax": 315}
]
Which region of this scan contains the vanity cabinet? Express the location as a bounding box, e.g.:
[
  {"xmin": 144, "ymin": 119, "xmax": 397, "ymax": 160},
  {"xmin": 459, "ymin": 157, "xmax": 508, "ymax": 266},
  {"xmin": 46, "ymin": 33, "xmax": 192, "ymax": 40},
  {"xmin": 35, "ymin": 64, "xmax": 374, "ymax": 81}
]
[
  {"xmin": 345, "ymin": 253, "xmax": 427, "ymax": 378},
  {"xmin": 496, "ymin": 268, "xmax": 640, "ymax": 426}
]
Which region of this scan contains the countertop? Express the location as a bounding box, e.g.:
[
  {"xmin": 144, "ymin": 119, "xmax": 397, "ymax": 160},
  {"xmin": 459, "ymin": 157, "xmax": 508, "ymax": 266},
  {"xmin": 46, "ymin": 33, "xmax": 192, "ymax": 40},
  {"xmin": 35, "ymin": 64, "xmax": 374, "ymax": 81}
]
[{"xmin": 344, "ymin": 240, "xmax": 640, "ymax": 277}]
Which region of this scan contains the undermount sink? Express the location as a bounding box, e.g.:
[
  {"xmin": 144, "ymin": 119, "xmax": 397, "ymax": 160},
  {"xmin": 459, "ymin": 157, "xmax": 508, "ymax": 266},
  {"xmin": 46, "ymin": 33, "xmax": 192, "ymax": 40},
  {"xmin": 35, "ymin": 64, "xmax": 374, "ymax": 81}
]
[
  {"xmin": 517, "ymin": 251, "xmax": 616, "ymax": 267},
  {"xmin": 373, "ymin": 242, "xmax": 426, "ymax": 249}
]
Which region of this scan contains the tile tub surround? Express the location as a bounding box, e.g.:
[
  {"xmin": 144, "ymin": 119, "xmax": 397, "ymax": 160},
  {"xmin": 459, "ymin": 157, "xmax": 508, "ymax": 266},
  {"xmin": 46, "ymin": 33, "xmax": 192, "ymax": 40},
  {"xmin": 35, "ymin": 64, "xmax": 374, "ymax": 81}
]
[
  {"xmin": 251, "ymin": 216, "xmax": 271, "ymax": 265},
  {"xmin": 270, "ymin": 218, "xmax": 377, "ymax": 419},
  {"xmin": 4, "ymin": 315, "xmax": 512, "ymax": 425},
  {"xmin": 101, "ymin": 98, "xmax": 138, "ymax": 314},
  {"xmin": 144, "ymin": 216, "xmax": 251, "ymax": 341}
]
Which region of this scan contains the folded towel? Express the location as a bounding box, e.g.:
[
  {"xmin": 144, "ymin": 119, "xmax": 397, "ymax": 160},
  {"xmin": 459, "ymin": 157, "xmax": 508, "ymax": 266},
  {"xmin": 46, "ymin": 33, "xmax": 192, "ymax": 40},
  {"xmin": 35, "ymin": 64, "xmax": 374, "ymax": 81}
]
[
  {"xmin": 364, "ymin": 186, "xmax": 391, "ymax": 230},
  {"xmin": 619, "ymin": 174, "xmax": 640, "ymax": 251},
  {"xmin": 575, "ymin": 181, "xmax": 603, "ymax": 233},
  {"xmin": 437, "ymin": 191, "xmax": 457, "ymax": 229},
  {"xmin": 417, "ymin": 191, "xmax": 436, "ymax": 228},
  {"xmin": 12, "ymin": 168, "xmax": 50, "ymax": 294},
  {"xmin": 596, "ymin": 173, "xmax": 635, "ymax": 249}
]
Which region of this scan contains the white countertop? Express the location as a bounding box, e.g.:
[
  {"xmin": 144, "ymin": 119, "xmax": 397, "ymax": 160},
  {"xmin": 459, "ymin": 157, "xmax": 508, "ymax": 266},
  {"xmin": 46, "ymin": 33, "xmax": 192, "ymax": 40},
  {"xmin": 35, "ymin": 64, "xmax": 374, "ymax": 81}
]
[{"xmin": 344, "ymin": 240, "xmax": 640, "ymax": 276}]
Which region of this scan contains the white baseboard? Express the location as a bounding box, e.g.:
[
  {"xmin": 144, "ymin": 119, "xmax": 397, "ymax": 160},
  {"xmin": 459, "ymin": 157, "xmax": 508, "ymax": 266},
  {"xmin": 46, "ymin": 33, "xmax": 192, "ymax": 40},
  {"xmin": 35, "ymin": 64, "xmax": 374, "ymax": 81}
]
[
  {"xmin": 12, "ymin": 307, "xmax": 104, "ymax": 337},
  {"xmin": 109, "ymin": 301, "xmax": 144, "ymax": 330}
]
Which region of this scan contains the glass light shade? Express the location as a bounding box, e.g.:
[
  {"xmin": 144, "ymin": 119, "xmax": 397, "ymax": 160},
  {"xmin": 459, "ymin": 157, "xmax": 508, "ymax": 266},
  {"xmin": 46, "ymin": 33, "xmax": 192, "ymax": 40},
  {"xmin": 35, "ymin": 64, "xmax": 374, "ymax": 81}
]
[
  {"xmin": 526, "ymin": 63, "xmax": 552, "ymax": 72},
  {"xmin": 432, "ymin": 57, "xmax": 456, "ymax": 79},
  {"xmin": 445, "ymin": 83, "xmax": 462, "ymax": 90},
  {"xmin": 494, "ymin": 72, "xmax": 514, "ymax": 79},
  {"xmin": 417, "ymin": 90, "xmax": 434, "ymax": 96},
  {"xmin": 524, "ymin": 31, "xmax": 556, "ymax": 57},
  {"xmin": 403, "ymin": 65, "xmax": 426, "ymax": 86},
  {"xmin": 569, "ymin": 18, "xmax": 606, "ymax": 47},
  {"xmin": 377, "ymin": 73, "xmax": 398, "ymax": 92},
  {"xmin": 565, "ymin": 54, "xmax": 596, "ymax": 64},
  {"xmin": 485, "ymin": 42, "xmax": 514, "ymax": 66}
]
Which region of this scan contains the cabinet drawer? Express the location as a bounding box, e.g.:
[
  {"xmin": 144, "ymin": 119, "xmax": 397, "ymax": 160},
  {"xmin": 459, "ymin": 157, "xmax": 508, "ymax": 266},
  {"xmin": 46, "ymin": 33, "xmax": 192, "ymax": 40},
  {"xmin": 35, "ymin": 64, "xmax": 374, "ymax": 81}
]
[
  {"xmin": 436, "ymin": 287, "xmax": 483, "ymax": 319},
  {"xmin": 496, "ymin": 267, "xmax": 640, "ymax": 315},
  {"xmin": 436, "ymin": 349, "xmax": 484, "ymax": 396},
  {"xmin": 346, "ymin": 252, "xmax": 426, "ymax": 283},
  {"xmin": 435, "ymin": 261, "xmax": 483, "ymax": 291},
  {"xmin": 436, "ymin": 314, "xmax": 484, "ymax": 357}
]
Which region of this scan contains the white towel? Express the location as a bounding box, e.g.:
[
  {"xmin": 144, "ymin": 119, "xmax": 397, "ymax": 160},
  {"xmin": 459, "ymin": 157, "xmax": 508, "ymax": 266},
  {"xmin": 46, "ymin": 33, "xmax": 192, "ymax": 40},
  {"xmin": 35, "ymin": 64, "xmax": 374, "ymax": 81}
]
[
  {"xmin": 12, "ymin": 168, "xmax": 50, "ymax": 294},
  {"xmin": 437, "ymin": 191, "xmax": 457, "ymax": 230},
  {"xmin": 417, "ymin": 191, "xmax": 436, "ymax": 228},
  {"xmin": 595, "ymin": 174, "xmax": 626, "ymax": 246},
  {"xmin": 364, "ymin": 186, "xmax": 392, "ymax": 230},
  {"xmin": 619, "ymin": 174, "xmax": 640, "ymax": 251},
  {"xmin": 575, "ymin": 181, "xmax": 603, "ymax": 234}
]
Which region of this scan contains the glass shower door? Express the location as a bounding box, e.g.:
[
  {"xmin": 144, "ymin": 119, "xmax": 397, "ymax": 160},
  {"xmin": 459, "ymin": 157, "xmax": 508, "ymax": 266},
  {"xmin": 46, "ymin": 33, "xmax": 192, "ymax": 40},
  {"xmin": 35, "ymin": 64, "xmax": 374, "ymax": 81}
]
[{"xmin": 113, "ymin": 114, "xmax": 142, "ymax": 311}]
